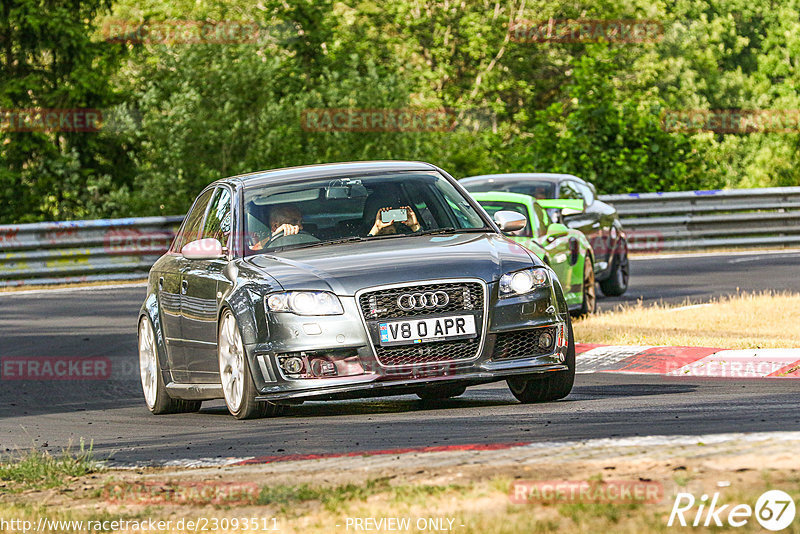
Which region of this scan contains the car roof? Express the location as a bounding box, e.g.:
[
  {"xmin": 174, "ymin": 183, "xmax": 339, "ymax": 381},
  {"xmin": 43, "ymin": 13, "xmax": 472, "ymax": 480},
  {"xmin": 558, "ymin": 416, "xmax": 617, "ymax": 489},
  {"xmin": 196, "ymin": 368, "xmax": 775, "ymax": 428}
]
[
  {"xmin": 460, "ymin": 173, "xmax": 586, "ymax": 185},
  {"xmin": 214, "ymin": 161, "xmax": 439, "ymax": 189}
]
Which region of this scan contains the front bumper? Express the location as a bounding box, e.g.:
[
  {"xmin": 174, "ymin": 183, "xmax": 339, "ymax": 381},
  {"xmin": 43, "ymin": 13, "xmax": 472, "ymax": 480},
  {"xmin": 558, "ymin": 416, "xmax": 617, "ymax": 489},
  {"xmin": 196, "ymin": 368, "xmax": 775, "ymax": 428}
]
[{"xmin": 248, "ymin": 280, "xmax": 570, "ymax": 402}]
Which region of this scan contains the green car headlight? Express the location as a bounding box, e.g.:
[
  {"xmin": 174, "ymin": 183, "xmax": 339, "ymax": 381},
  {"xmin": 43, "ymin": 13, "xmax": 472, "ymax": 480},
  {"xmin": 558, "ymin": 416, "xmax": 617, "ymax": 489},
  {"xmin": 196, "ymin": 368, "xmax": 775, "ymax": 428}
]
[
  {"xmin": 266, "ymin": 291, "xmax": 344, "ymax": 315},
  {"xmin": 499, "ymin": 268, "xmax": 549, "ymax": 297}
]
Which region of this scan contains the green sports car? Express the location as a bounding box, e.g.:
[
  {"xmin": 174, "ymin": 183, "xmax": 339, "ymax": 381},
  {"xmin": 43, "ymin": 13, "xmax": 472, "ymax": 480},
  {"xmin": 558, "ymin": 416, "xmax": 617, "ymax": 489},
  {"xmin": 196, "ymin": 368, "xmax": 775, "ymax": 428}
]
[{"xmin": 471, "ymin": 192, "xmax": 596, "ymax": 316}]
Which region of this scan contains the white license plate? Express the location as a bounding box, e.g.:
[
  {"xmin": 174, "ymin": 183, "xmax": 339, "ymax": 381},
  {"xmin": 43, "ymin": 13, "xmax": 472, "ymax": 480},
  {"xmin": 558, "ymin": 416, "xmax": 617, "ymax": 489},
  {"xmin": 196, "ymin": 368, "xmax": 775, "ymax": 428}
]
[{"xmin": 378, "ymin": 315, "xmax": 477, "ymax": 346}]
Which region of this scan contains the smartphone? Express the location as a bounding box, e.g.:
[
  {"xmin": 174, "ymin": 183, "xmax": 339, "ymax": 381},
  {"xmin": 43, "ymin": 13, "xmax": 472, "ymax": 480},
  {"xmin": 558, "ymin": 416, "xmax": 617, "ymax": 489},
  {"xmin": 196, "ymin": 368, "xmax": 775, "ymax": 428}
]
[{"xmin": 380, "ymin": 208, "xmax": 408, "ymax": 224}]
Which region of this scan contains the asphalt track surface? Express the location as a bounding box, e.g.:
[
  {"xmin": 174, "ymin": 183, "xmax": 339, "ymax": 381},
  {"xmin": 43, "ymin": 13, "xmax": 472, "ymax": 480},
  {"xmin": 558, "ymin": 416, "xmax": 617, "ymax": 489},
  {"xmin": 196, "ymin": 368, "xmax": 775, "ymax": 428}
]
[{"xmin": 1, "ymin": 251, "xmax": 798, "ymax": 465}]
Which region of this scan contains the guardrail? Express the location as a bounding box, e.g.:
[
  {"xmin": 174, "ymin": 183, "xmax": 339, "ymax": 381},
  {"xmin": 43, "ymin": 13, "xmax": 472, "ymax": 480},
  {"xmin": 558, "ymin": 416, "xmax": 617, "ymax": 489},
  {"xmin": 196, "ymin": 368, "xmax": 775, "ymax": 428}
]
[
  {"xmin": 1, "ymin": 186, "xmax": 798, "ymax": 287},
  {"xmin": 598, "ymin": 186, "xmax": 800, "ymax": 252},
  {"xmin": 0, "ymin": 216, "xmax": 182, "ymax": 288}
]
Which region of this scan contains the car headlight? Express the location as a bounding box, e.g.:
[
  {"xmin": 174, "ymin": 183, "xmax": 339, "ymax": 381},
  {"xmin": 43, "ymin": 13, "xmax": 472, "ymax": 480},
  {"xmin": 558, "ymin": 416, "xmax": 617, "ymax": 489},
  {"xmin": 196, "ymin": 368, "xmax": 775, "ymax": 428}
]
[
  {"xmin": 499, "ymin": 268, "xmax": 549, "ymax": 297},
  {"xmin": 265, "ymin": 291, "xmax": 344, "ymax": 315}
]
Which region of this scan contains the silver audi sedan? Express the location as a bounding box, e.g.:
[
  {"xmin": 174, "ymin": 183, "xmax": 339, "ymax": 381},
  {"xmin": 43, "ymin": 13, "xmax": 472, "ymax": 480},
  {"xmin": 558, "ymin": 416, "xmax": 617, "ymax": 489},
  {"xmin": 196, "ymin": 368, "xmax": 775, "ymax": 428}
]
[{"xmin": 138, "ymin": 161, "xmax": 575, "ymax": 419}]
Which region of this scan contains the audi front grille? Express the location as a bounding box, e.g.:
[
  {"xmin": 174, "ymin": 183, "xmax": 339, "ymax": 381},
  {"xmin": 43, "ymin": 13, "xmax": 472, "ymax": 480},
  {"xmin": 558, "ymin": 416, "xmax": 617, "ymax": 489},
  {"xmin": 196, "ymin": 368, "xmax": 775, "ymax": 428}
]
[
  {"xmin": 357, "ymin": 280, "xmax": 487, "ymax": 367},
  {"xmin": 358, "ymin": 281, "xmax": 484, "ymax": 320}
]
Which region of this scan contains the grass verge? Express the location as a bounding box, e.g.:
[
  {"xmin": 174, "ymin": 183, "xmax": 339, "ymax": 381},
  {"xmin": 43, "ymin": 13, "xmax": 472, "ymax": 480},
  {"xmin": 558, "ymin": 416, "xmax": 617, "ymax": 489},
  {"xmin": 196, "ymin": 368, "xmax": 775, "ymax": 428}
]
[
  {"xmin": 0, "ymin": 441, "xmax": 99, "ymax": 493},
  {"xmin": 0, "ymin": 468, "xmax": 797, "ymax": 533},
  {"xmin": 575, "ymin": 291, "xmax": 800, "ymax": 349}
]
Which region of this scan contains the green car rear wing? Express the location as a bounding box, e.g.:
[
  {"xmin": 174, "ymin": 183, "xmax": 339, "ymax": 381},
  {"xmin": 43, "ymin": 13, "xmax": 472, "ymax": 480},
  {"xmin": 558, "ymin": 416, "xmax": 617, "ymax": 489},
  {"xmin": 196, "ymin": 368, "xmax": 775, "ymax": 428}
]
[{"xmin": 535, "ymin": 199, "xmax": 585, "ymax": 211}]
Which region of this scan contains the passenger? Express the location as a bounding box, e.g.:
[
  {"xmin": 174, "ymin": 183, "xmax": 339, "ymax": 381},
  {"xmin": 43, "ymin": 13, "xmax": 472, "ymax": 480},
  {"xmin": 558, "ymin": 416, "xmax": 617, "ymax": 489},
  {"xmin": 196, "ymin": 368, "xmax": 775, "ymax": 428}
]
[{"xmin": 367, "ymin": 206, "xmax": 421, "ymax": 236}]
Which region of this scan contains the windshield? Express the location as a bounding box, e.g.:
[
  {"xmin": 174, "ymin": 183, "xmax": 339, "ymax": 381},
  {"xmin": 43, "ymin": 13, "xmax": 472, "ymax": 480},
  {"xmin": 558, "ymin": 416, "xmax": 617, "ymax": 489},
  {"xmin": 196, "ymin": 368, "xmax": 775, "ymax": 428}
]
[
  {"xmin": 462, "ymin": 179, "xmax": 556, "ymax": 199},
  {"xmin": 243, "ymin": 171, "xmax": 489, "ymax": 255}
]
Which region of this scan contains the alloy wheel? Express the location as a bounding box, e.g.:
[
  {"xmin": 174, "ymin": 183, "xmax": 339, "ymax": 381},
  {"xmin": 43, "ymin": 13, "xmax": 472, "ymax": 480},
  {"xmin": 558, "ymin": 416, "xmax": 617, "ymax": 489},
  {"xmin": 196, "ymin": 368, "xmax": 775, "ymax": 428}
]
[
  {"xmin": 219, "ymin": 311, "xmax": 245, "ymax": 413},
  {"xmin": 138, "ymin": 317, "xmax": 158, "ymax": 409}
]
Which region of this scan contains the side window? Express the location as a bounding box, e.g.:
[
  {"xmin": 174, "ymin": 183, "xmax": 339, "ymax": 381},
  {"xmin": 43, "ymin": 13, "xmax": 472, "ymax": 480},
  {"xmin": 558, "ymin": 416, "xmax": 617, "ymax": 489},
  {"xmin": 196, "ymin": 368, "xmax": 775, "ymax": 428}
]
[
  {"xmin": 558, "ymin": 181, "xmax": 582, "ymax": 201},
  {"xmin": 174, "ymin": 188, "xmax": 215, "ymax": 252},
  {"xmin": 202, "ymin": 187, "xmax": 232, "ymax": 248}
]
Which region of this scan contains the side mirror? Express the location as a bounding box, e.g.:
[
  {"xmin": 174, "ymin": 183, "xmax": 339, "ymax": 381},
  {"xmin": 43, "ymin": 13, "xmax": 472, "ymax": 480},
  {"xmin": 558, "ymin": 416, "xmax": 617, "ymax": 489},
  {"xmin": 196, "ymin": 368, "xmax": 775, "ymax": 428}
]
[
  {"xmin": 493, "ymin": 210, "xmax": 527, "ymax": 233},
  {"xmin": 181, "ymin": 238, "xmax": 225, "ymax": 260},
  {"xmin": 547, "ymin": 223, "xmax": 570, "ymax": 238}
]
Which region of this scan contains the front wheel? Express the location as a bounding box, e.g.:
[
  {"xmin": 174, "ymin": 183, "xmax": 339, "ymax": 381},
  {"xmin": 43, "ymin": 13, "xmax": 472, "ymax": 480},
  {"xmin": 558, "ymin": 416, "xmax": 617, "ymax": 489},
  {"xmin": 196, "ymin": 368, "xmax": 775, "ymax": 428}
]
[
  {"xmin": 218, "ymin": 310, "xmax": 284, "ymax": 420},
  {"xmin": 506, "ymin": 315, "xmax": 575, "ymax": 403},
  {"xmin": 599, "ymin": 239, "xmax": 629, "ymax": 297},
  {"xmin": 138, "ymin": 316, "xmax": 201, "ymax": 414}
]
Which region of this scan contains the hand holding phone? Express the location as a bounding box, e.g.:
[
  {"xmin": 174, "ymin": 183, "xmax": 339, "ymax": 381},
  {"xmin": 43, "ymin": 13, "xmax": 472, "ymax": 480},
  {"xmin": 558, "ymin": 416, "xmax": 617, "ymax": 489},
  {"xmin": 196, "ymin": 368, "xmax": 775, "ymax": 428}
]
[{"xmin": 380, "ymin": 208, "xmax": 408, "ymax": 224}]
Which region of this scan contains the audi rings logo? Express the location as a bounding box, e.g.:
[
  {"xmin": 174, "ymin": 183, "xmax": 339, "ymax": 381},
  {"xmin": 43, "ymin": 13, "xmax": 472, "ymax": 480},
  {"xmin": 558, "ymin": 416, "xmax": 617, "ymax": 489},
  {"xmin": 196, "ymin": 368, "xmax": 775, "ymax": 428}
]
[{"xmin": 397, "ymin": 291, "xmax": 450, "ymax": 311}]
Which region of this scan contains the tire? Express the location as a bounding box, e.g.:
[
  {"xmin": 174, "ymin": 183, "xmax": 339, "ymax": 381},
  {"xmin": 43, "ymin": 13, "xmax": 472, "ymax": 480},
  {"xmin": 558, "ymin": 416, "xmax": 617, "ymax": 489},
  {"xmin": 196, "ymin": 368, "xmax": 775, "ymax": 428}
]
[
  {"xmin": 416, "ymin": 383, "xmax": 467, "ymax": 400},
  {"xmin": 599, "ymin": 239, "xmax": 629, "ymax": 297},
  {"xmin": 506, "ymin": 315, "xmax": 575, "ymax": 403},
  {"xmin": 218, "ymin": 309, "xmax": 284, "ymax": 420},
  {"xmin": 573, "ymin": 256, "xmax": 596, "ymax": 317},
  {"xmin": 138, "ymin": 316, "xmax": 201, "ymax": 415}
]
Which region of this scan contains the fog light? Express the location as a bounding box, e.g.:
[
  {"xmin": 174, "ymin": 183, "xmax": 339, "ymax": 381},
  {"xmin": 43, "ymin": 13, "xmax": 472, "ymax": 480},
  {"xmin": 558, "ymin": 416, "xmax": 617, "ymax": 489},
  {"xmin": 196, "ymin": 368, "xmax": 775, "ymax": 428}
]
[
  {"xmin": 282, "ymin": 357, "xmax": 304, "ymax": 374},
  {"xmin": 310, "ymin": 358, "xmax": 337, "ymax": 377},
  {"xmin": 539, "ymin": 332, "xmax": 553, "ymax": 350}
]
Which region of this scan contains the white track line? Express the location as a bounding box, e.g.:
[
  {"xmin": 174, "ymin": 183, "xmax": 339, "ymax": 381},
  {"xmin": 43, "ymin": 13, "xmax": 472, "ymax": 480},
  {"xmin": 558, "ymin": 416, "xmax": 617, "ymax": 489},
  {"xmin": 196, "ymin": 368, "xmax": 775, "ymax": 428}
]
[
  {"xmin": 116, "ymin": 431, "xmax": 800, "ymax": 469},
  {"xmin": 666, "ymin": 303, "xmax": 713, "ymax": 312},
  {"xmin": 632, "ymin": 248, "xmax": 800, "ymax": 261},
  {"xmin": 0, "ymin": 282, "xmax": 147, "ymax": 297}
]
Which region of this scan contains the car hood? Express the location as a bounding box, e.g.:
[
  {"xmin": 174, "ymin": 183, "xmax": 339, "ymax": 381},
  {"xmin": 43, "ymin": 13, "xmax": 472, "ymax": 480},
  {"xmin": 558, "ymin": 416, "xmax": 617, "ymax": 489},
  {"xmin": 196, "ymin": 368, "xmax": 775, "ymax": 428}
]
[{"xmin": 244, "ymin": 232, "xmax": 539, "ymax": 295}]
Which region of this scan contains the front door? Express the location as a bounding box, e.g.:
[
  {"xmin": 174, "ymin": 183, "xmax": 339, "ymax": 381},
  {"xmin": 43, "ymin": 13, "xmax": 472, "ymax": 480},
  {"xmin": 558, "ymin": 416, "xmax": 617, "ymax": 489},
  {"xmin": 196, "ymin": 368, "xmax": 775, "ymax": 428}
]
[
  {"xmin": 179, "ymin": 186, "xmax": 234, "ymax": 384},
  {"xmin": 156, "ymin": 254, "xmax": 189, "ymax": 382}
]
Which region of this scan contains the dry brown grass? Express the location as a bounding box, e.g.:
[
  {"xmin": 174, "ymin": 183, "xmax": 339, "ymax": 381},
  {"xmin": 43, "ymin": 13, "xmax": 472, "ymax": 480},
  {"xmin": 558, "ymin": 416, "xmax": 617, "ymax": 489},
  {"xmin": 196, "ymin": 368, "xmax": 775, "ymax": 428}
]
[{"xmin": 574, "ymin": 292, "xmax": 800, "ymax": 349}]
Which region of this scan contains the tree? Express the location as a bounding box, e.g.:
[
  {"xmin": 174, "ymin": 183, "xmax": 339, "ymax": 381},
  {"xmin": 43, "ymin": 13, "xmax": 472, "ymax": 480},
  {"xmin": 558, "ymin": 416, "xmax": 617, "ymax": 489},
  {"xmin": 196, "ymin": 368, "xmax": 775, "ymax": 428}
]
[{"xmin": 0, "ymin": 0, "xmax": 126, "ymax": 223}]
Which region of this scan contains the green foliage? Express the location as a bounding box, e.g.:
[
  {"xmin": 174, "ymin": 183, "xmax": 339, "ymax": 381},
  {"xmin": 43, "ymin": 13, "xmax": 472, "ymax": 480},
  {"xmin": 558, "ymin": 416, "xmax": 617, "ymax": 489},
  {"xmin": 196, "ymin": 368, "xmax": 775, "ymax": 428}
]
[
  {"xmin": 504, "ymin": 47, "xmax": 709, "ymax": 193},
  {"xmin": 0, "ymin": 0, "xmax": 129, "ymax": 223},
  {"xmin": 2, "ymin": 0, "xmax": 800, "ymax": 223}
]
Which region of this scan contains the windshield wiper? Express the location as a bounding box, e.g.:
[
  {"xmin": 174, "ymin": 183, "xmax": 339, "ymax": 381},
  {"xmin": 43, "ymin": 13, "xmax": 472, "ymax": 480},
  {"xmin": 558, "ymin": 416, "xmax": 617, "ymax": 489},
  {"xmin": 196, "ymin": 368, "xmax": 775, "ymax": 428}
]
[
  {"xmin": 414, "ymin": 227, "xmax": 490, "ymax": 236},
  {"xmin": 260, "ymin": 227, "xmax": 490, "ymax": 253},
  {"xmin": 268, "ymin": 233, "xmax": 409, "ymax": 252},
  {"xmin": 285, "ymin": 236, "xmax": 369, "ymax": 251}
]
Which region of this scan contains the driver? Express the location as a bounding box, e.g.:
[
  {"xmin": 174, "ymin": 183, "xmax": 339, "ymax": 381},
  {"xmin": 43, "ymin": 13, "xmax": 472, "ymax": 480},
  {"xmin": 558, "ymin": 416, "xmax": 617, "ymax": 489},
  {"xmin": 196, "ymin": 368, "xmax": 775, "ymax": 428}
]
[
  {"xmin": 532, "ymin": 185, "xmax": 550, "ymax": 199},
  {"xmin": 251, "ymin": 204, "xmax": 304, "ymax": 250}
]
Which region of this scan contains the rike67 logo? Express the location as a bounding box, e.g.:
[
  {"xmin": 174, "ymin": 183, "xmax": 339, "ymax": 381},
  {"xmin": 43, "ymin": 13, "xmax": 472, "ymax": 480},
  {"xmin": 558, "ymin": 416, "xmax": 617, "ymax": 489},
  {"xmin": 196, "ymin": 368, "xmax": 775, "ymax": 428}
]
[{"xmin": 668, "ymin": 490, "xmax": 796, "ymax": 531}]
